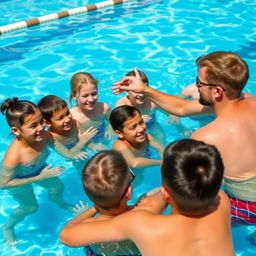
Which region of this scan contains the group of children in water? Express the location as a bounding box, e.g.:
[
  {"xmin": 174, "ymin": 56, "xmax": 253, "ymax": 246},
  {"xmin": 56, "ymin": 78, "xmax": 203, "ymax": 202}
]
[
  {"xmin": 0, "ymin": 70, "xmax": 166, "ymax": 247},
  {"xmin": 0, "ymin": 69, "xmax": 236, "ymax": 256}
]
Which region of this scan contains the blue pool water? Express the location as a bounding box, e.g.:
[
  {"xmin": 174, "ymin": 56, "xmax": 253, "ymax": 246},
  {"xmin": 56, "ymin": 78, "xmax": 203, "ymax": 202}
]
[{"xmin": 0, "ymin": 0, "xmax": 256, "ymax": 255}]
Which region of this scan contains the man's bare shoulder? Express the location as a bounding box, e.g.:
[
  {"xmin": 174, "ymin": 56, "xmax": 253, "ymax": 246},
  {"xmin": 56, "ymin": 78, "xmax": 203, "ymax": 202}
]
[
  {"xmin": 190, "ymin": 121, "xmax": 220, "ymax": 145},
  {"xmin": 240, "ymin": 95, "xmax": 256, "ymax": 108}
]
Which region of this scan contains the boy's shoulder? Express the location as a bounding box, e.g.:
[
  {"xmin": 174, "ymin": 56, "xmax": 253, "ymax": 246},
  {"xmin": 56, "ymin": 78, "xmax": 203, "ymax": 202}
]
[
  {"xmin": 112, "ymin": 207, "xmax": 170, "ymax": 239},
  {"xmin": 112, "ymin": 138, "xmax": 130, "ymax": 151},
  {"xmin": 134, "ymin": 189, "xmax": 166, "ymax": 214}
]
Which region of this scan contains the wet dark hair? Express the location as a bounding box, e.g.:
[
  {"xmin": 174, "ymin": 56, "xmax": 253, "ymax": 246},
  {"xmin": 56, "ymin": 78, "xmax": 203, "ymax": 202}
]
[
  {"xmin": 0, "ymin": 97, "xmax": 38, "ymax": 128},
  {"xmin": 38, "ymin": 95, "xmax": 67, "ymax": 121},
  {"xmin": 82, "ymin": 150, "xmax": 130, "ymax": 208},
  {"xmin": 125, "ymin": 69, "xmax": 149, "ymax": 85},
  {"xmin": 161, "ymin": 139, "xmax": 224, "ymax": 214},
  {"xmin": 109, "ymin": 105, "xmax": 141, "ymax": 132}
]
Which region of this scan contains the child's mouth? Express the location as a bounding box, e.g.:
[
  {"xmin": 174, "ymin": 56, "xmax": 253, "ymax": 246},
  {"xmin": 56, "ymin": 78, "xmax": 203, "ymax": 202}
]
[{"xmin": 136, "ymin": 132, "xmax": 145, "ymax": 141}]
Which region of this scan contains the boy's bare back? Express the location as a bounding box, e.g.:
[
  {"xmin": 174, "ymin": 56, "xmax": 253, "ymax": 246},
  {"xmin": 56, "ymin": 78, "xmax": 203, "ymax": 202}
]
[{"xmin": 106, "ymin": 191, "xmax": 234, "ymax": 256}]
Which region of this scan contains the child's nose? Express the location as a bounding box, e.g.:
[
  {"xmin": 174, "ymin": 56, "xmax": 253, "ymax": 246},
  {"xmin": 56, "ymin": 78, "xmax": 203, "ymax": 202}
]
[
  {"xmin": 138, "ymin": 123, "xmax": 146, "ymax": 131},
  {"xmin": 64, "ymin": 115, "xmax": 71, "ymax": 122},
  {"xmin": 38, "ymin": 123, "xmax": 45, "ymax": 131},
  {"xmin": 88, "ymin": 95, "xmax": 94, "ymax": 101}
]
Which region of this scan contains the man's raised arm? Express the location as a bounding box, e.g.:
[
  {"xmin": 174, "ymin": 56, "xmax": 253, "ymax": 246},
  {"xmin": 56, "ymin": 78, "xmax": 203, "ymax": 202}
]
[{"xmin": 112, "ymin": 68, "xmax": 213, "ymax": 117}]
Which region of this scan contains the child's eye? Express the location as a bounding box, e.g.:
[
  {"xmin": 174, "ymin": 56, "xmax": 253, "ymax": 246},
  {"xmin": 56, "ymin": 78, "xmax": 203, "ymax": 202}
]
[
  {"xmin": 29, "ymin": 124, "xmax": 37, "ymax": 129},
  {"xmin": 40, "ymin": 119, "xmax": 45, "ymax": 125},
  {"xmin": 129, "ymin": 125, "xmax": 136, "ymax": 130},
  {"xmin": 57, "ymin": 115, "xmax": 64, "ymax": 121}
]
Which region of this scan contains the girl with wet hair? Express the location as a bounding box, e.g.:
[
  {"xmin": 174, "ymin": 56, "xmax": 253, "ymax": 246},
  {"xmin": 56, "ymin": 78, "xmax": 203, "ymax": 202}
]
[{"xmin": 0, "ymin": 97, "xmax": 73, "ymax": 246}]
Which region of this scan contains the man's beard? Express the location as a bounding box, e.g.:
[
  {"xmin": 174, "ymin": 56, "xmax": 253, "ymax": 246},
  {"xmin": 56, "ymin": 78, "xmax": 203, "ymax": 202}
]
[{"xmin": 199, "ymin": 94, "xmax": 213, "ymax": 106}]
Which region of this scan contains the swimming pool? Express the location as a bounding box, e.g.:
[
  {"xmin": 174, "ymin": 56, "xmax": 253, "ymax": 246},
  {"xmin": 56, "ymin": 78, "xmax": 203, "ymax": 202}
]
[{"xmin": 1, "ymin": 0, "xmax": 256, "ymax": 255}]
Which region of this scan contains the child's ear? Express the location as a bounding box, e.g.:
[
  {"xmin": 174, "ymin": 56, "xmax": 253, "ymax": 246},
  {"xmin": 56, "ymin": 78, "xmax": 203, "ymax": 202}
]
[
  {"xmin": 124, "ymin": 186, "xmax": 132, "ymax": 200},
  {"xmin": 161, "ymin": 186, "xmax": 171, "ymax": 201},
  {"xmin": 11, "ymin": 127, "xmax": 20, "ymax": 137},
  {"xmin": 115, "ymin": 129, "xmax": 124, "ymax": 139}
]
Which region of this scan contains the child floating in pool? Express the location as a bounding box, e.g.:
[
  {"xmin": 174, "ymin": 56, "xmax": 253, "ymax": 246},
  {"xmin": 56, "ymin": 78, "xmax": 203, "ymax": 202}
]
[
  {"xmin": 38, "ymin": 95, "xmax": 98, "ymax": 160},
  {"xmin": 69, "ymin": 72, "xmax": 113, "ymax": 151},
  {"xmin": 60, "ymin": 150, "xmax": 166, "ymax": 255},
  {"xmin": 115, "ymin": 70, "xmax": 165, "ymax": 144},
  {"xmin": 0, "ymin": 98, "xmax": 74, "ymax": 246},
  {"xmin": 60, "ymin": 139, "xmax": 234, "ymax": 256},
  {"xmin": 109, "ymin": 105, "xmax": 164, "ymax": 168}
]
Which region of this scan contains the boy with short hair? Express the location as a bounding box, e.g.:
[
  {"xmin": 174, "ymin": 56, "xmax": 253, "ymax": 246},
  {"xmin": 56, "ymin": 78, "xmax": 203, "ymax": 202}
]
[
  {"xmin": 115, "ymin": 70, "xmax": 165, "ymax": 144},
  {"xmin": 38, "ymin": 95, "xmax": 97, "ymax": 160},
  {"xmin": 60, "ymin": 139, "xmax": 234, "ymax": 256},
  {"xmin": 61, "ymin": 150, "xmax": 165, "ymax": 255},
  {"xmin": 109, "ymin": 105, "xmax": 164, "ymax": 168}
]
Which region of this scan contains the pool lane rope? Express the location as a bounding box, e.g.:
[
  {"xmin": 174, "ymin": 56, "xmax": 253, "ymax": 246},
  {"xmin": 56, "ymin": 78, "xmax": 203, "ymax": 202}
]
[{"xmin": 0, "ymin": 0, "xmax": 136, "ymax": 35}]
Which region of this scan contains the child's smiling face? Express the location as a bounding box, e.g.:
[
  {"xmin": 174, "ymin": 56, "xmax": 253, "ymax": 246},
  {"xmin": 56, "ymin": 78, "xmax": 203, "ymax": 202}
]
[
  {"xmin": 49, "ymin": 107, "xmax": 73, "ymax": 134},
  {"xmin": 76, "ymin": 82, "xmax": 98, "ymax": 111},
  {"xmin": 118, "ymin": 111, "xmax": 147, "ymax": 145},
  {"xmin": 128, "ymin": 91, "xmax": 146, "ymax": 105}
]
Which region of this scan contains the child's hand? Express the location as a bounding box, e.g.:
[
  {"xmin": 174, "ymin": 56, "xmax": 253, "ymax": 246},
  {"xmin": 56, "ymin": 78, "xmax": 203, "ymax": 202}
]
[
  {"xmin": 112, "ymin": 68, "xmax": 147, "ymax": 94},
  {"xmin": 73, "ymin": 200, "xmax": 89, "ymax": 216},
  {"xmin": 39, "ymin": 164, "xmax": 63, "ymax": 179},
  {"xmin": 73, "ymin": 151, "xmax": 88, "ymax": 161},
  {"xmin": 80, "ymin": 127, "xmax": 98, "ymax": 141}
]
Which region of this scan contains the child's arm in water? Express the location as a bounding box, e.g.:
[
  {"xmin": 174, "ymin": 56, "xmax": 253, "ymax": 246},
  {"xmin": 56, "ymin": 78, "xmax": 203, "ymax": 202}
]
[
  {"xmin": 50, "ymin": 127, "xmax": 98, "ymax": 160},
  {"xmin": 62, "ymin": 189, "xmax": 166, "ymax": 230},
  {"xmin": 60, "ymin": 188, "xmax": 166, "ymax": 247},
  {"xmin": 0, "ymin": 164, "xmax": 63, "ymax": 188},
  {"xmin": 0, "ymin": 143, "xmax": 63, "ymax": 188},
  {"xmin": 148, "ymin": 134, "xmax": 164, "ymax": 157},
  {"xmin": 62, "ymin": 206, "xmax": 98, "ymax": 227},
  {"xmin": 113, "ymin": 141, "xmax": 161, "ymax": 168}
]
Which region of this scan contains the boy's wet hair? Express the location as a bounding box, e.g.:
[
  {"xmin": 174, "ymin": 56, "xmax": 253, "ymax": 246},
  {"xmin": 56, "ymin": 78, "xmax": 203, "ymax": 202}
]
[
  {"xmin": 38, "ymin": 95, "xmax": 67, "ymax": 121},
  {"xmin": 82, "ymin": 150, "xmax": 130, "ymax": 208},
  {"xmin": 125, "ymin": 69, "xmax": 149, "ymax": 85},
  {"xmin": 161, "ymin": 138, "xmax": 224, "ymax": 214},
  {"xmin": 109, "ymin": 105, "xmax": 141, "ymax": 132},
  {"xmin": 1, "ymin": 97, "xmax": 38, "ymax": 128}
]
